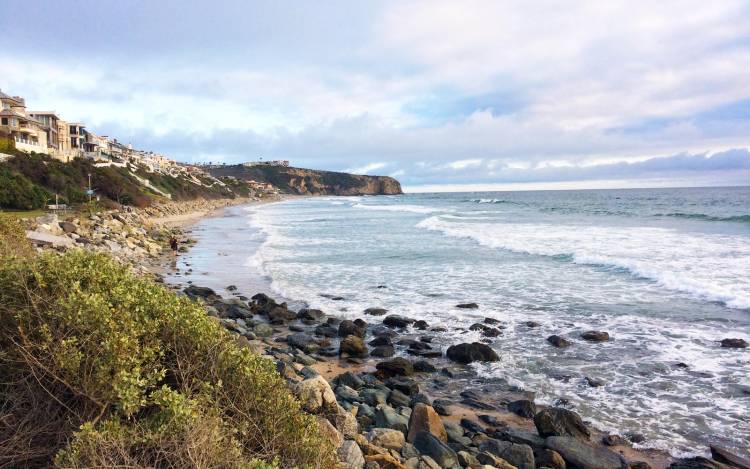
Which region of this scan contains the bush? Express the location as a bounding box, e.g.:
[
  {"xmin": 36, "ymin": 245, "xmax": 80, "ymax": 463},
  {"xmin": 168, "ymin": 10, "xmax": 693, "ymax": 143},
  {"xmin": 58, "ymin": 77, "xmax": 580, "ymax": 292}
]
[
  {"xmin": 0, "ymin": 166, "xmax": 50, "ymax": 210},
  {"xmin": 0, "ymin": 230, "xmax": 335, "ymax": 468}
]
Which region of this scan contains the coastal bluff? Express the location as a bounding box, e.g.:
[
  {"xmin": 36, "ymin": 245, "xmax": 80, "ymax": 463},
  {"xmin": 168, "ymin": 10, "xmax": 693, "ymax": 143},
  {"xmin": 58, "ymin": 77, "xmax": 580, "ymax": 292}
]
[{"xmin": 207, "ymin": 164, "xmax": 403, "ymax": 196}]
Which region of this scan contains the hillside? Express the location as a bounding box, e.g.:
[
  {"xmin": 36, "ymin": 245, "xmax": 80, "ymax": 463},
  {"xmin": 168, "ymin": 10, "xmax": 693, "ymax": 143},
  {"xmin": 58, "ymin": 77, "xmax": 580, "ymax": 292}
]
[
  {"xmin": 207, "ymin": 164, "xmax": 403, "ymax": 195},
  {"xmin": 0, "ymin": 152, "xmax": 251, "ymax": 210}
]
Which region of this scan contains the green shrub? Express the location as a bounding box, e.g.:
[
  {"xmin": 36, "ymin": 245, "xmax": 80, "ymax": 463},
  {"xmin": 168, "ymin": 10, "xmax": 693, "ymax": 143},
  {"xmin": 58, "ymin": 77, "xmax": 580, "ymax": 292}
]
[
  {"xmin": 0, "ymin": 165, "xmax": 50, "ymax": 210},
  {"xmin": 0, "ymin": 244, "xmax": 335, "ymax": 467}
]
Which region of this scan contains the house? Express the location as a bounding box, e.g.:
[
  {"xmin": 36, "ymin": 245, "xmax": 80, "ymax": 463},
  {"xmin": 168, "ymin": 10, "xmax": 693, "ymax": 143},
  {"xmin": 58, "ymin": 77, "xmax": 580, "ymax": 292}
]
[
  {"xmin": 68, "ymin": 122, "xmax": 87, "ymax": 154},
  {"xmin": 0, "ymin": 90, "xmax": 50, "ymax": 154},
  {"xmin": 27, "ymin": 111, "xmax": 61, "ymax": 152}
]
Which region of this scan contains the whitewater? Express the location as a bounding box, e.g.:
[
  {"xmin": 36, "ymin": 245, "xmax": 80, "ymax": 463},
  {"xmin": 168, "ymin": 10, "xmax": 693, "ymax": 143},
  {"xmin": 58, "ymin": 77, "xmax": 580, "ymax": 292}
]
[{"xmin": 174, "ymin": 186, "xmax": 750, "ymax": 459}]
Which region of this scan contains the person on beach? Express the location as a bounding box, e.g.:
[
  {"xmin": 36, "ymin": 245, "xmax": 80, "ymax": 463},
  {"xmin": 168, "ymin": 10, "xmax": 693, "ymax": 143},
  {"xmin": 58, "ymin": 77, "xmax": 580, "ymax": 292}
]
[{"xmin": 169, "ymin": 236, "xmax": 179, "ymax": 256}]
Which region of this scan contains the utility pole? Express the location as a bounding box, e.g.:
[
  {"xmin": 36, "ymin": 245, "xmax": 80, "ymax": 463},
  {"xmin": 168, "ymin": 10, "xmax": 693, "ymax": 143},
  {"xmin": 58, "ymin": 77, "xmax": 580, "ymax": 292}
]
[{"xmin": 88, "ymin": 173, "xmax": 92, "ymax": 203}]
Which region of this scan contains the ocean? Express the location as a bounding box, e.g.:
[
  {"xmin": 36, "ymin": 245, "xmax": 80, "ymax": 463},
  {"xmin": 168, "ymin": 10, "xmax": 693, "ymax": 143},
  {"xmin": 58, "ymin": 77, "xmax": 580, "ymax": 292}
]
[{"xmin": 169, "ymin": 186, "xmax": 750, "ymax": 458}]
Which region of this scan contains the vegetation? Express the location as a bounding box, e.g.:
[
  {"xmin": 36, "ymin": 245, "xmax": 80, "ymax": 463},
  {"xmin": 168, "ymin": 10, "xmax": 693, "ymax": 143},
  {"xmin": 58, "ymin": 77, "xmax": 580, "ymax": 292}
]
[
  {"xmin": 0, "ymin": 218, "xmax": 335, "ymax": 468},
  {"xmin": 0, "ymin": 153, "xmax": 252, "ymax": 211},
  {"xmin": 0, "ymin": 165, "xmax": 51, "ymax": 210}
]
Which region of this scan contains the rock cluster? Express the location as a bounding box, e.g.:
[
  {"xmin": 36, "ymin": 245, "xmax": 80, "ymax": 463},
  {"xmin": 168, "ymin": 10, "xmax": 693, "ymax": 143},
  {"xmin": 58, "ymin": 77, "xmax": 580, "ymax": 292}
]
[
  {"xmin": 24, "ymin": 198, "xmax": 249, "ymax": 275},
  {"xmin": 183, "ymin": 286, "xmax": 712, "ymax": 469}
]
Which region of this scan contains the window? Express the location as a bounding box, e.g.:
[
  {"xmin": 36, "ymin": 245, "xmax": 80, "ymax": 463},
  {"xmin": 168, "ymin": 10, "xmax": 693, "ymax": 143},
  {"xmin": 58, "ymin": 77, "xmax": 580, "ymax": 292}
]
[{"xmin": 1, "ymin": 118, "xmax": 7, "ymax": 125}]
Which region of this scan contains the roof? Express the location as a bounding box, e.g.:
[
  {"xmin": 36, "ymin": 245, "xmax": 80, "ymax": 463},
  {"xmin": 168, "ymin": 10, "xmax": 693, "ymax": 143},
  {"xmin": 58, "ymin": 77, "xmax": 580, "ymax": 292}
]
[
  {"xmin": 28, "ymin": 111, "xmax": 61, "ymax": 119},
  {"xmin": 0, "ymin": 90, "xmax": 25, "ymax": 105}
]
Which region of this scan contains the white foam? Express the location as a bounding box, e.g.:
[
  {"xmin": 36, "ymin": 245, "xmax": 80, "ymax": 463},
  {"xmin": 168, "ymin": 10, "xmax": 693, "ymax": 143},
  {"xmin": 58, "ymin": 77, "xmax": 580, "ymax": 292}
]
[
  {"xmin": 417, "ymin": 216, "xmax": 750, "ymax": 310},
  {"xmin": 352, "ymin": 203, "xmax": 448, "ymax": 214}
]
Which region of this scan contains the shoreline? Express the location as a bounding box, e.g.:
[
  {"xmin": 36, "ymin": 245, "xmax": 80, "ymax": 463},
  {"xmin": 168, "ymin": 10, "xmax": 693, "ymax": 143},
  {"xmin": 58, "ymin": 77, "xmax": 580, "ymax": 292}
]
[
  {"xmin": 159, "ymin": 199, "xmax": 706, "ymax": 469},
  {"xmin": 24, "ymin": 195, "xmax": 743, "ymax": 468}
]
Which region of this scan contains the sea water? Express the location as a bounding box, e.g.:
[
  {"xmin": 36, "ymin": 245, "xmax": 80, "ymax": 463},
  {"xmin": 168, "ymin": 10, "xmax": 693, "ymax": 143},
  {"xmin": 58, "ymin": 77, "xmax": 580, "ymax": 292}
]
[{"xmin": 177, "ymin": 187, "xmax": 750, "ymax": 458}]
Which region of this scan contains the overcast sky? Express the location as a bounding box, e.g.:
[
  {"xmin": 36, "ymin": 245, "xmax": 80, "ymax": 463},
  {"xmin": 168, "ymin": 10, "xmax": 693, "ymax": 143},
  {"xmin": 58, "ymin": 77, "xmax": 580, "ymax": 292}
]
[{"xmin": 2, "ymin": 0, "xmax": 750, "ymax": 190}]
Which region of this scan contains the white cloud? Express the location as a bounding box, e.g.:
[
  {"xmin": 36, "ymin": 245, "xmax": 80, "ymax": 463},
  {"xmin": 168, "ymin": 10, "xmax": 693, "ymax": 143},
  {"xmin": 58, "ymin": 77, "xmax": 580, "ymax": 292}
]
[
  {"xmin": 2, "ymin": 1, "xmax": 750, "ymax": 187},
  {"xmin": 346, "ymin": 162, "xmax": 388, "ymax": 175}
]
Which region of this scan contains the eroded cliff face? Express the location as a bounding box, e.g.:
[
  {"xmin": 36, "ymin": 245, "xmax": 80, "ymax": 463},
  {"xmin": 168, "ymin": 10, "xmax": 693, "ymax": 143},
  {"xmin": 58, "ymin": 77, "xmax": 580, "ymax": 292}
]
[{"xmin": 208, "ymin": 165, "xmax": 403, "ymax": 196}]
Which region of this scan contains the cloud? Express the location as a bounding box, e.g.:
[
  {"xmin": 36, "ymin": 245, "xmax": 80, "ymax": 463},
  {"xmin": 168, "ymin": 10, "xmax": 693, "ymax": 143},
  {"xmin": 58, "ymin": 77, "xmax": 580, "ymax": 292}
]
[
  {"xmin": 1, "ymin": 0, "xmax": 749, "ymax": 188},
  {"xmin": 346, "ymin": 162, "xmax": 388, "ymax": 175}
]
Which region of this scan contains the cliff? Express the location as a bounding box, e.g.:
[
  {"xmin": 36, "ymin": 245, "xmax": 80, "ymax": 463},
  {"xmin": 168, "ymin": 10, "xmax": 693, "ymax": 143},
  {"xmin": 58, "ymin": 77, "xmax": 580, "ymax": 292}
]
[{"xmin": 207, "ymin": 164, "xmax": 403, "ymax": 196}]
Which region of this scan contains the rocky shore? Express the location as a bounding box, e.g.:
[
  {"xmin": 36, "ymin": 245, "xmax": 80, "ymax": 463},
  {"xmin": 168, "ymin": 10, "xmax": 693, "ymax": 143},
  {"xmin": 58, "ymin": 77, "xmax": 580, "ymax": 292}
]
[
  {"xmin": 21, "ymin": 199, "xmax": 749, "ymax": 469},
  {"xmin": 22, "ymin": 197, "xmax": 257, "ymax": 275},
  {"xmin": 173, "ymin": 282, "xmax": 749, "ymax": 469}
]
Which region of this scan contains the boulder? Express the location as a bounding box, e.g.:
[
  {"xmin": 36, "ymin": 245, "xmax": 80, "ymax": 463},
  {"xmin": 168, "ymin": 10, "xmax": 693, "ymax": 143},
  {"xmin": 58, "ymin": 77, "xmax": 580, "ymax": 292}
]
[
  {"xmin": 534, "ymin": 408, "xmax": 590, "ymax": 439},
  {"xmin": 580, "ymin": 330, "xmax": 609, "ymax": 342},
  {"xmin": 340, "ymin": 335, "xmax": 368, "ymax": 358},
  {"xmin": 412, "ymin": 431, "xmax": 458, "ymax": 468},
  {"xmin": 383, "ymin": 315, "xmax": 416, "ymax": 329},
  {"xmin": 339, "ymin": 319, "xmax": 366, "ymax": 338},
  {"xmin": 329, "ymin": 404, "xmax": 359, "ymax": 439},
  {"xmin": 183, "ymin": 285, "xmax": 216, "ymax": 299},
  {"xmin": 535, "ymin": 448, "xmax": 567, "ymax": 469},
  {"xmin": 298, "ymin": 308, "xmax": 325, "ymax": 321},
  {"xmin": 375, "ymin": 405, "xmax": 409, "ymax": 434},
  {"xmin": 456, "ymin": 303, "xmax": 479, "ymax": 309},
  {"xmin": 508, "ymin": 399, "xmax": 537, "ymax": 418},
  {"xmin": 317, "ymin": 416, "xmax": 344, "ymax": 449},
  {"xmin": 369, "ymin": 336, "xmax": 393, "ymax": 346},
  {"xmin": 407, "ymin": 404, "xmax": 447, "ymax": 443},
  {"xmin": 446, "ymin": 342, "xmax": 499, "ymax": 364},
  {"xmin": 287, "ymin": 333, "xmax": 321, "ymax": 353},
  {"xmin": 371, "ymin": 345, "xmax": 396, "ymax": 357},
  {"xmin": 388, "ymin": 389, "xmax": 411, "ymax": 408},
  {"xmin": 376, "ymin": 358, "xmax": 414, "ymax": 377},
  {"xmin": 365, "ymin": 307, "xmax": 388, "ymax": 316},
  {"xmin": 413, "ymin": 360, "xmax": 437, "ymax": 373},
  {"xmin": 432, "ymin": 399, "xmax": 452, "ymax": 416},
  {"xmin": 480, "ymin": 439, "xmax": 536, "ymax": 469},
  {"xmin": 720, "ymin": 338, "xmax": 748, "ymax": 348},
  {"xmin": 59, "ymin": 221, "xmax": 77, "ymax": 233},
  {"xmin": 336, "ymin": 371, "xmax": 365, "ymax": 390},
  {"xmin": 294, "ymin": 375, "xmax": 337, "ymax": 414},
  {"xmin": 413, "ymin": 320, "xmax": 429, "ymax": 330},
  {"xmin": 338, "ymin": 440, "xmax": 366, "ymax": 469},
  {"xmin": 547, "ymin": 335, "xmax": 572, "ymax": 348},
  {"xmin": 315, "ymin": 323, "xmax": 339, "ymax": 337},
  {"xmin": 268, "ymin": 306, "xmax": 298, "ymax": 323},
  {"xmin": 545, "ymin": 436, "xmax": 624, "ymax": 469},
  {"xmin": 710, "ymin": 445, "xmax": 750, "ymax": 469},
  {"xmin": 386, "ymin": 377, "xmax": 420, "ymax": 396},
  {"xmin": 367, "ymin": 428, "xmax": 406, "ymax": 450}
]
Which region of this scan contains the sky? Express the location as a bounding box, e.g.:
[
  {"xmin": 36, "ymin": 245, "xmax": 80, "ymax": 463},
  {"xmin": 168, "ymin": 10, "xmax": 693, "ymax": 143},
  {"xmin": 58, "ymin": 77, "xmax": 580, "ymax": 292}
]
[{"xmin": 2, "ymin": 0, "xmax": 750, "ymax": 191}]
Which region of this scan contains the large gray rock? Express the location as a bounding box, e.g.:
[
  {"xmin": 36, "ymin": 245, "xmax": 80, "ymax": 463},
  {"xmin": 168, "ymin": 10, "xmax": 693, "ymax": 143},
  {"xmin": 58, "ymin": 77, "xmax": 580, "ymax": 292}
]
[
  {"xmin": 445, "ymin": 342, "xmax": 499, "ymax": 364},
  {"xmin": 545, "ymin": 436, "xmax": 624, "ymax": 469},
  {"xmin": 366, "ymin": 428, "xmax": 405, "ymax": 450},
  {"xmin": 534, "ymin": 407, "xmax": 590, "ymax": 439},
  {"xmin": 338, "ymin": 440, "xmax": 365, "ymax": 469},
  {"xmin": 480, "ymin": 439, "xmax": 535, "ymax": 469},
  {"xmin": 412, "ymin": 431, "xmax": 459, "ymax": 468},
  {"xmin": 710, "ymin": 446, "xmax": 750, "ymax": 469},
  {"xmin": 330, "ymin": 404, "xmax": 359, "ymax": 439},
  {"xmin": 375, "ymin": 405, "xmax": 409, "ymax": 434},
  {"xmin": 287, "ymin": 332, "xmax": 321, "ymax": 353},
  {"xmin": 293, "ymin": 375, "xmax": 337, "ymax": 414}
]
